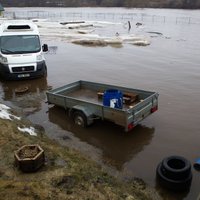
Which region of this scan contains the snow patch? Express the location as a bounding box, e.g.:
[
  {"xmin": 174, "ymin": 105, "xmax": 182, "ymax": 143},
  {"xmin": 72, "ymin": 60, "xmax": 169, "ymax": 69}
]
[
  {"xmin": 77, "ymin": 29, "xmax": 94, "ymax": 34},
  {"xmin": 18, "ymin": 126, "xmax": 37, "ymax": 136},
  {"xmin": 0, "ymin": 103, "xmax": 21, "ymax": 120},
  {"xmin": 35, "ymin": 20, "xmax": 151, "ymax": 46}
]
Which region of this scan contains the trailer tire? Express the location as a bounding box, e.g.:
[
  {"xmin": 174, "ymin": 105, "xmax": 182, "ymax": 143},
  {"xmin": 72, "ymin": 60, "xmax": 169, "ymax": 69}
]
[{"xmin": 72, "ymin": 111, "xmax": 87, "ymax": 128}]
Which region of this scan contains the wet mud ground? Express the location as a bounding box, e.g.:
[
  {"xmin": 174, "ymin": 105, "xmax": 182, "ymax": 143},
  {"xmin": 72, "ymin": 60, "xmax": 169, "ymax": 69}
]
[{"xmin": 1, "ymin": 8, "xmax": 200, "ymax": 200}]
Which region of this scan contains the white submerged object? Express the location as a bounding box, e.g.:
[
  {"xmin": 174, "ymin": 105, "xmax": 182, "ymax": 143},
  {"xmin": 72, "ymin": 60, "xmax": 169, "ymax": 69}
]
[
  {"xmin": 132, "ymin": 39, "xmax": 150, "ymax": 46},
  {"xmin": 77, "ymin": 29, "xmax": 94, "ymax": 34},
  {"xmin": 72, "ymin": 37, "xmax": 123, "ymax": 46},
  {"xmin": 104, "ymin": 37, "xmax": 123, "ymax": 44}
]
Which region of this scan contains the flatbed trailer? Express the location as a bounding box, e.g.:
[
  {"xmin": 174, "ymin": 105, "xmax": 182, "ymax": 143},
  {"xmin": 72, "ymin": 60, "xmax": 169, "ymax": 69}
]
[{"xmin": 46, "ymin": 80, "xmax": 159, "ymax": 132}]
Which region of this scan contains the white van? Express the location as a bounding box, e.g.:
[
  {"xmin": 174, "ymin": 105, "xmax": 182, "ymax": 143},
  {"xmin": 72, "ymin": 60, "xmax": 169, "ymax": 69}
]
[{"xmin": 0, "ymin": 20, "xmax": 48, "ymax": 80}]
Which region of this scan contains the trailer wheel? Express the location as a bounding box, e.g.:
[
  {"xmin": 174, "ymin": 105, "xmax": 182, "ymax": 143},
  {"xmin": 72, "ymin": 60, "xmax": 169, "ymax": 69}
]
[{"xmin": 72, "ymin": 111, "xmax": 87, "ymax": 128}]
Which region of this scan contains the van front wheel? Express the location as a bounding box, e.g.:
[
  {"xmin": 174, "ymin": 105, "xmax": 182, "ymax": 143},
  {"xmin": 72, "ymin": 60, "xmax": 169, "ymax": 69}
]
[{"xmin": 43, "ymin": 66, "xmax": 47, "ymax": 77}]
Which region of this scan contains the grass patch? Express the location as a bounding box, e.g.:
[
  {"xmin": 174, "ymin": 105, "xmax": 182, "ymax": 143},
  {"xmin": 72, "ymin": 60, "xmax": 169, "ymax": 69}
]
[{"xmin": 0, "ymin": 111, "xmax": 161, "ymax": 200}]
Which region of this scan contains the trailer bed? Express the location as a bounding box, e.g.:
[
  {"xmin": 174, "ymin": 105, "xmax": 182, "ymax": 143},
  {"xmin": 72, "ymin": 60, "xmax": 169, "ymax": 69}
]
[
  {"xmin": 59, "ymin": 88, "xmax": 139, "ymax": 110},
  {"xmin": 47, "ymin": 80, "xmax": 159, "ymax": 131}
]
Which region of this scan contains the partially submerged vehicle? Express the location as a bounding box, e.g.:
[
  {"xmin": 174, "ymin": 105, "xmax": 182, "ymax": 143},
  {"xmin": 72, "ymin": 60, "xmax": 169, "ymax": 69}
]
[
  {"xmin": 0, "ymin": 20, "xmax": 48, "ymax": 80},
  {"xmin": 46, "ymin": 80, "xmax": 159, "ymax": 132}
]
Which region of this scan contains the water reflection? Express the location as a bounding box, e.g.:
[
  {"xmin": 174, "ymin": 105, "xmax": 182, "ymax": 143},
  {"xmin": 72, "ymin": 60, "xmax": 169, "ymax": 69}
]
[
  {"xmin": 1, "ymin": 77, "xmax": 48, "ymax": 115},
  {"xmin": 48, "ymin": 106, "xmax": 155, "ymax": 170},
  {"xmin": 155, "ymin": 181, "xmax": 190, "ymax": 200},
  {"xmin": 46, "ymin": 46, "xmax": 58, "ymax": 54}
]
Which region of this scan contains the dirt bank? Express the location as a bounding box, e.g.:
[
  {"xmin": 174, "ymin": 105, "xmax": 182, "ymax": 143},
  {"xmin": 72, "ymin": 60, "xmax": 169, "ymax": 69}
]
[{"xmin": 0, "ymin": 105, "xmax": 161, "ymax": 200}]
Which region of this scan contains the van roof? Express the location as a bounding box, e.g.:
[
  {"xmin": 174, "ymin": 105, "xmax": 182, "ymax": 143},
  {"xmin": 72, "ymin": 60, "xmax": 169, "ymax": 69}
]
[{"xmin": 0, "ymin": 20, "xmax": 39, "ymax": 36}]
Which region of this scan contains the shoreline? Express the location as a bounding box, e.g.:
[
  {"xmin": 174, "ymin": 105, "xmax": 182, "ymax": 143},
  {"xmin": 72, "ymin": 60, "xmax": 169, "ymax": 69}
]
[{"xmin": 0, "ymin": 103, "xmax": 162, "ymax": 200}]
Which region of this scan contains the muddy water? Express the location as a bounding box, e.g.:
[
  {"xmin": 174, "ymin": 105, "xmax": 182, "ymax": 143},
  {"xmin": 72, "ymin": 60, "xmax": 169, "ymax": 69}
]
[{"xmin": 1, "ymin": 8, "xmax": 200, "ymax": 200}]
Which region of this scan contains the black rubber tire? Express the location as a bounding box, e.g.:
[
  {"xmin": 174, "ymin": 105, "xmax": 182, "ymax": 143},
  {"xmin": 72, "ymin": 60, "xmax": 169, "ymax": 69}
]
[
  {"xmin": 161, "ymin": 156, "xmax": 191, "ymax": 180},
  {"xmin": 72, "ymin": 111, "xmax": 87, "ymax": 128},
  {"xmin": 157, "ymin": 162, "xmax": 192, "ymax": 191}
]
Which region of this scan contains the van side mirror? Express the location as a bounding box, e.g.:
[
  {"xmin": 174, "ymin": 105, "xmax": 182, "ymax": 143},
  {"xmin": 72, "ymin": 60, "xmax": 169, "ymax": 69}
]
[{"xmin": 42, "ymin": 44, "xmax": 48, "ymax": 52}]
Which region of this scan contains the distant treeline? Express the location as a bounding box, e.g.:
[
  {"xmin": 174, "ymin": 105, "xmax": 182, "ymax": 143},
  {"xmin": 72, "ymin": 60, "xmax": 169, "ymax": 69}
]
[{"xmin": 2, "ymin": 0, "xmax": 200, "ymax": 9}]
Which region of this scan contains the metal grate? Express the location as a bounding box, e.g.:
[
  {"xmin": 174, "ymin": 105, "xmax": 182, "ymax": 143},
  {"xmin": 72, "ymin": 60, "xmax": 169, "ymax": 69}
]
[{"xmin": 12, "ymin": 66, "xmax": 34, "ymax": 73}]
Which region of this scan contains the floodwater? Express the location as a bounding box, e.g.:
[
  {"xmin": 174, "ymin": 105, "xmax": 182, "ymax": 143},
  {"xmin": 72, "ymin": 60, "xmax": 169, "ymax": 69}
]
[{"xmin": 1, "ymin": 7, "xmax": 200, "ymax": 200}]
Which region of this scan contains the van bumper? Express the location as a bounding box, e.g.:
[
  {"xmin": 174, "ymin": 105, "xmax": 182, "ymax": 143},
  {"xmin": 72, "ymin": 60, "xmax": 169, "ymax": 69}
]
[{"xmin": 0, "ymin": 61, "xmax": 47, "ymax": 80}]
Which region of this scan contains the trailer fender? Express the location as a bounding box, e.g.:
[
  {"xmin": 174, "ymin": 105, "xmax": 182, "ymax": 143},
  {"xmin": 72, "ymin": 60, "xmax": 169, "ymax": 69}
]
[{"xmin": 69, "ymin": 105, "xmax": 94, "ymax": 126}]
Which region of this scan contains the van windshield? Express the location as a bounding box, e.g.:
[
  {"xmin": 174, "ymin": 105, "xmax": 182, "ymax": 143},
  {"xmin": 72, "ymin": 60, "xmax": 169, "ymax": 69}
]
[{"xmin": 0, "ymin": 35, "xmax": 41, "ymax": 54}]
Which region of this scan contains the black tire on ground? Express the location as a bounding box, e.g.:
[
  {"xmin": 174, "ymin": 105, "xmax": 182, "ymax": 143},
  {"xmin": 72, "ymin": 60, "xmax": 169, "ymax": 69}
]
[
  {"xmin": 157, "ymin": 162, "xmax": 192, "ymax": 191},
  {"xmin": 161, "ymin": 156, "xmax": 191, "ymax": 180},
  {"xmin": 72, "ymin": 111, "xmax": 87, "ymax": 128}
]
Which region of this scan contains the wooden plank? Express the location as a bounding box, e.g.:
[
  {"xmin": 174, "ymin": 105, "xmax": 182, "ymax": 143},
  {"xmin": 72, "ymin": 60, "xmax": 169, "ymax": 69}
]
[{"xmin": 97, "ymin": 92, "xmax": 104, "ymax": 99}]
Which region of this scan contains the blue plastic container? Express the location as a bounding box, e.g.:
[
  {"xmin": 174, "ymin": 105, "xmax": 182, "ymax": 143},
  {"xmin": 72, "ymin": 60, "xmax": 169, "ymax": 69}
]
[{"xmin": 103, "ymin": 89, "xmax": 123, "ymax": 109}]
